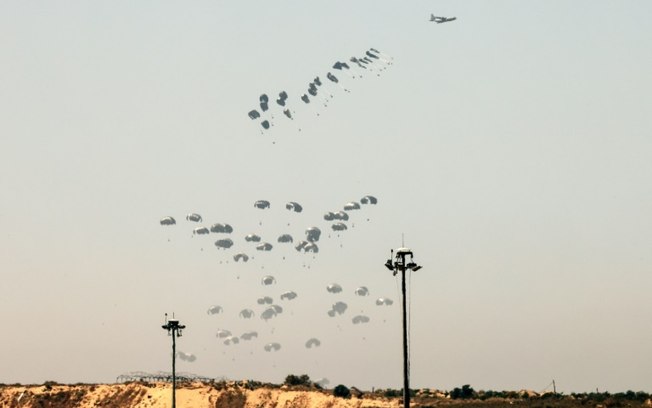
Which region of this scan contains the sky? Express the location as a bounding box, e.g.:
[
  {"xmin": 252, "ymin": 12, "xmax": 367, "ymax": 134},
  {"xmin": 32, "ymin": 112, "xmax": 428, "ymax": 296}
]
[{"xmin": 1, "ymin": 0, "xmax": 651, "ymax": 394}]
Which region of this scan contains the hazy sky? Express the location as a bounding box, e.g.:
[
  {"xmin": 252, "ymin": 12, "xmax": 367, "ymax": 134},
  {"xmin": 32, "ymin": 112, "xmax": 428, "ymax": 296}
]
[{"xmin": 2, "ymin": 0, "xmax": 651, "ymax": 393}]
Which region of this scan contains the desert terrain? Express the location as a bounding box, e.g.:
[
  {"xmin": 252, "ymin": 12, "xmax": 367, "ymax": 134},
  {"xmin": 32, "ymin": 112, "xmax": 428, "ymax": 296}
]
[{"xmin": 1, "ymin": 381, "xmax": 651, "ymax": 408}]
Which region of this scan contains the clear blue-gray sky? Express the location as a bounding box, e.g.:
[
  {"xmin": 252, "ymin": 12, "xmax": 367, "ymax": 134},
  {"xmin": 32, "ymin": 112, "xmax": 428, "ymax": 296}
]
[{"xmin": 1, "ymin": 0, "xmax": 651, "ymax": 393}]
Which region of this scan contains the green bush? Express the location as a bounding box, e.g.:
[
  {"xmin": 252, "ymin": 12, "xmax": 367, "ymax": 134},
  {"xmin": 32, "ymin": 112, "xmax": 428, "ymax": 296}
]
[
  {"xmin": 334, "ymin": 384, "xmax": 351, "ymax": 399},
  {"xmin": 284, "ymin": 374, "xmax": 311, "ymax": 387}
]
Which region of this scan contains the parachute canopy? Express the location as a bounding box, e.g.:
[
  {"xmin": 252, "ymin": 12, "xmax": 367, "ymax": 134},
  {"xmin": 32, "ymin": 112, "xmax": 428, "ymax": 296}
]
[
  {"xmin": 355, "ymin": 286, "xmax": 369, "ymax": 296},
  {"xmin": 352, "ymin": 315, "xmax": 370, "ymax": 324},
  {"xmin": 280, "ymin": 291, "xmax": 298, "ymax": 300},
  {"xmin": 233, "ymin": 253, "xmax": 249, "ymax": 262},
  {"xmin": 254, "ymin": 200, "xmax": 271, "ymax": 209},
  {"xmin": 264, "ymin": 342, "xmax": 281, "ymax": 352},
  {"xmin": 285, "ymin": 202, "xmax": 303, "ymax": 213},
  {"xmin": 261, "ymin": 275, "xmax": 276, "ymax": 285},
  {"xmin": 305, "ymin": 338, "xmax": 321, "ymax": 349},
  {"xmin": 160, "ymin": 216, "xmax": 176, "ymax": 226},
  {"xmin": 210, "ymin": 223, "xmax": 233, "ymax": 233},
  {"xmin": 256, "ymin": 242, "xmax": 273, "ymax": 251},
  {"xmin": 215, "ymin": 239, "xmax": 234, "ymax": 249},
  {"xmin": 245, "ymin": 234, "xmax": 261, "ymax": 242},
  {"xmin": 326, "ymin": 283, "xmax": 342, "ymax": 294},
  {"xmin": 207, "ymin": 305, "xmax": 223, "ymax": 315},
  {"xmin": 361, "ymin": 195, "xmax": 378, "ymax": 205},
  {"xmin": 186, "ymin": 213, "xmax": 202, "ymax": 222}
]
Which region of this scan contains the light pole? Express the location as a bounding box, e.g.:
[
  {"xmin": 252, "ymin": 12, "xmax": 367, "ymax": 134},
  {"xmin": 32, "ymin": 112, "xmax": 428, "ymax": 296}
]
[
  {"xmin": 385, "ymin": 248, "xmax": 422, "ymax": 408},
  {"xmin": 162, "ymin": 313, "xmax": 185, "ymax": 408}
]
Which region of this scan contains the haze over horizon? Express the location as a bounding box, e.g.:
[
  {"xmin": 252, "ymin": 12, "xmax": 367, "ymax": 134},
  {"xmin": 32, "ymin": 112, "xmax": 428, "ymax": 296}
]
[{"xmin": 1, "ymin": 0, "xmax": 651, "ymax": 393}]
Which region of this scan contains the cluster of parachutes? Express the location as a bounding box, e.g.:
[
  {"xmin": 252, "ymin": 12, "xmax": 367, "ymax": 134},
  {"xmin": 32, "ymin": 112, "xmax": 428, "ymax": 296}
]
[
  {"xmin": 158, "ymin": 194, "xmax": 399, "ymax": 360},
  {"xmin": 202, "ymin": 279, "xmax": 395, "ymax": 355},
  {"xmin": 247, "ymin": 48, "xmax": 393, "ymax": 132},
  {"xmin": 159, "ymin": 194, "xmax": 378, "ymax": 260}
]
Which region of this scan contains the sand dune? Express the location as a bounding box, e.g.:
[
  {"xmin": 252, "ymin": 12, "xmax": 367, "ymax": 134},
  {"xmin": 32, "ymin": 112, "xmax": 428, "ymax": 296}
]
[{"xmin": 0, "ymin": 382, "xmax": 402, "ymax": 408}]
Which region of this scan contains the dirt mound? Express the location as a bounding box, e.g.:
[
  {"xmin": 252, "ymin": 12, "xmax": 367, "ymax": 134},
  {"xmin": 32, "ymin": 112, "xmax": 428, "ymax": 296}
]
[{"xmin": 0, "ymin": 382, "xmax": 401, "ymax": 408}]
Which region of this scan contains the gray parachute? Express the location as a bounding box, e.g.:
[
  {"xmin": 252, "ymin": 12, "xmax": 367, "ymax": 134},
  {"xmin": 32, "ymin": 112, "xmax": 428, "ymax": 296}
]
[
  {"xmin": 361, "ymin": 195, "xmax": 378, "ymax": 205},
  {"xmin": 210, "ymin": 223, "xmax": 233, "ymax": 233},
  {"xmin": 264, "ymin": 342, "xmax": 281, "ymax": 352},
  {"xmin": 193, "ymin": 227, "xmax": 210, "ymax": 235},
  {"xmin": 245, "ymin": 234, "xmax": 262, "ymax": 242},
  {"xmin": 207, "ymin": 305, "xmax": 223, "ymax": 315},
  {"xmin": 280, "ymin": 291, "xmax": 298, "ymax": 301},
  {"xmin": 352, "ymin": 315, "xmax": 370, "ymax": 324},
  {"xmin": 186, "ymin": 213, "xmax": 202, "ymax": 222},
  {"xmin": 257, "ymin": 296, "xmax": 273, "ymax": 305},
  {"xmin": 215, "ymin": 239, "xmax": 234, "ymax": 249},
  {"xmin": 160, "ymin": 216, "xmax": 176, "ymax": 225},
  {"xmin": 305, "ymin": 338, "xmax": 321, "ymax": 349},
  {"xmin": 254, "ymin": 200, "xmax": 271, "ymax": 209},
  {"xmin": 233, "ymin": 253, "xmax": 249, "ymax": 262},
  {"xmin": 326, "ymin": 283, "xmax": 342, "ymax": 294},
  {"xmin": 256, "ymin": 242, "xmax": 273, "ymax": 251},
  {"xmin": 277, "ymin": 234, "xmax": 293, "ymax": 243},
  {"xmin": 285, "ymin": 202, "xmax": 303, "ymax": 213}
]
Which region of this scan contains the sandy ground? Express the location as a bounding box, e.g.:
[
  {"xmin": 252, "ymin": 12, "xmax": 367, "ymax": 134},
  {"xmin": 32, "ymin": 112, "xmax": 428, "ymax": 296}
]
[{"xmin": 0, "ymin": 382, "xmax": 403, "ymax": 408}]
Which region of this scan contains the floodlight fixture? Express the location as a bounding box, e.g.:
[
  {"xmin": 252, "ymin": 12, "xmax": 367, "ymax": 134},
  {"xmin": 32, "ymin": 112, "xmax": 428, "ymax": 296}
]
[
  {"xmin": 384, "ymin": 247, "xmax": 423, "ymax": 408},
  {"xmin": 161, "ymin": 313, "xmax": 185, "ymax": 408}
]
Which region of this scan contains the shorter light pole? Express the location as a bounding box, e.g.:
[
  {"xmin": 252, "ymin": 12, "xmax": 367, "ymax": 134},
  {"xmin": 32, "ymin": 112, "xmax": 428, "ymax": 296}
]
[
  {"xmin": 162, "ymin": 313, "xmax": 185, "ymax": 408},
  {"xmin": 385, "ymin": 248, "xmax": 422, "ymax": 408}
]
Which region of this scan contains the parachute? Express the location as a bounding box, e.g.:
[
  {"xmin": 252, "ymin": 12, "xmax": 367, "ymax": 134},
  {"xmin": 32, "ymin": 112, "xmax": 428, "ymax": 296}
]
[
  {"xmin": 285, "ymin": 202, "xmax": 303, "ymax": 213},
  {"xmin": 240, "ymin": 331, "xmax": 258, "ymax": 341},
  {"xmin": 259, "ymin": 94, "xmax": 269, "ymax": 112},
  {"xmin": 216, "ymin": 329, "xmax": 232, "ymax": 339},
  {"xmin": 257, "ymin": 296, "xmax": 273, "ymax": 305},
  {"xmin": 331, "ymin": 222, "xmax": 347, "ymax": 231},
  {"xmin": 176, "ymin": 351, "xmax": 196, "ymax": 362},
  {"xmin": 283, "ymin": 109, "xmax": 293, "ymax": 119},
  {"xmin": 207, "ymin": 305, "xmax": 223, "ymax": 315},
  {"xmin": 305, "ymin": 227, "xmax": 321, "ymax": 242},
  {"xmin": 323, "ymin": 212, "xmax": 336, "ymax": 221},
  {"xmin": 248, "ymin": 110, "xmax": 261, "ymax": 120},
  {"xmin": 301, "ymin": 94, "xmax": 310, "ymax": 104},
  {"xmin": 376, "ymin": 297, "xmax": 394, "ymax": 306},
  {"xmin": 193, "ymin": 227, "xmax": 210, "ymax": 235},
  {"xmin": 264, "ymin": 342, "xmax": 281, "ymax": 352},
  {"xmin": 186, "ymin": 213, "xmax": 202, "ymax": 222},
  {"xmin": 334, "ymin": 211, "xmax": 349, "ymax": 221},
  {"xmin": 277, "ymin": 234, "xmax": 293, "ymax": 243},
  {"xmin": 344, "ymin": 202, "xmax": 361, "ymax": 211},
  {"xmin": 355, "ymin": 286, "xmax": 369, "ymax": 296},
  {"xmin": 210, "ymin": 223, "xmax": 233, "ymax": 233},
  {"xmin": 326, "ymin": 283, "xmax": 342, "ymax": 294},
  {"xmin": 361, "ymin": 195, "xmax": 378, "ymax": 205},
  {"xmin": 160, "ymin": 216, "xmax": 176, "ymax": 226},
  {"xmin": 233, "ymin": 253, "xmax": 249, "ymax": 262},
  {"xmin": 261, "ymin": 307, "xmax": 278, "ymax": 321},
  {"xmin": 256, "ymin": 242, "xmax": 273, "ymax": 251},
  {"xmin": 261, "ymin": 275, "xmax": 276, "ymax": 285},
  {"xmin": 305, "ymin": 338, "xmax": 321, "ymax": 349},
  {"xmin": 245, "ymin": 234, "xmax": 262, "ymax": 242},
  {"xmin": 215, "ymin": 239, "xmax": 234, "ymax": 249},
  {"xmin": 328, "ymin": 301, "xmax": 347, "ymax": 316},
  {"xmin": 254, "ymin": 200, "xmax": 271, "ymax": 209},
  {"xmin": 352, "ymin": 315, "xmax": 370, "ymax": 324},
  {"xmin": 261, "ymin": 120, "xmax": 270, "ymax": 130},
  {"xmin": 224, "ymin": 336, "xmax": 240, "ymax": 346},
  {"xmin": 239, "ymin": 309, "xmax": 255, "ymax": 319},
  {"xmin": 280, "ymin": 291, "xmax": 297, "ymax": 301}
]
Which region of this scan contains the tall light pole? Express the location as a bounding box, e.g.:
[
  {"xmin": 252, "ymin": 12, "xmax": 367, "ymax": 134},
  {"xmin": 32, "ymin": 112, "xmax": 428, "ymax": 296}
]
[
  {"xmin": 162, "ymin": 313, "xmax": 185, "ymax": 408},
  {"xmin": 385, "ymin": 248, "xmax": 422, "ymax": 408}
]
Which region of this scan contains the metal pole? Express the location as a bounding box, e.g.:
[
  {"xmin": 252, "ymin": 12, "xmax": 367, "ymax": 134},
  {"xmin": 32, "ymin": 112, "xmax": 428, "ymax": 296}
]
[
  {"xmin": 172, "ymin": 329, "xmax": 176, "ymax": 408},
  {"xmin": 401, "ymin": 262, "xmax": 410, "ymax": 408}
]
